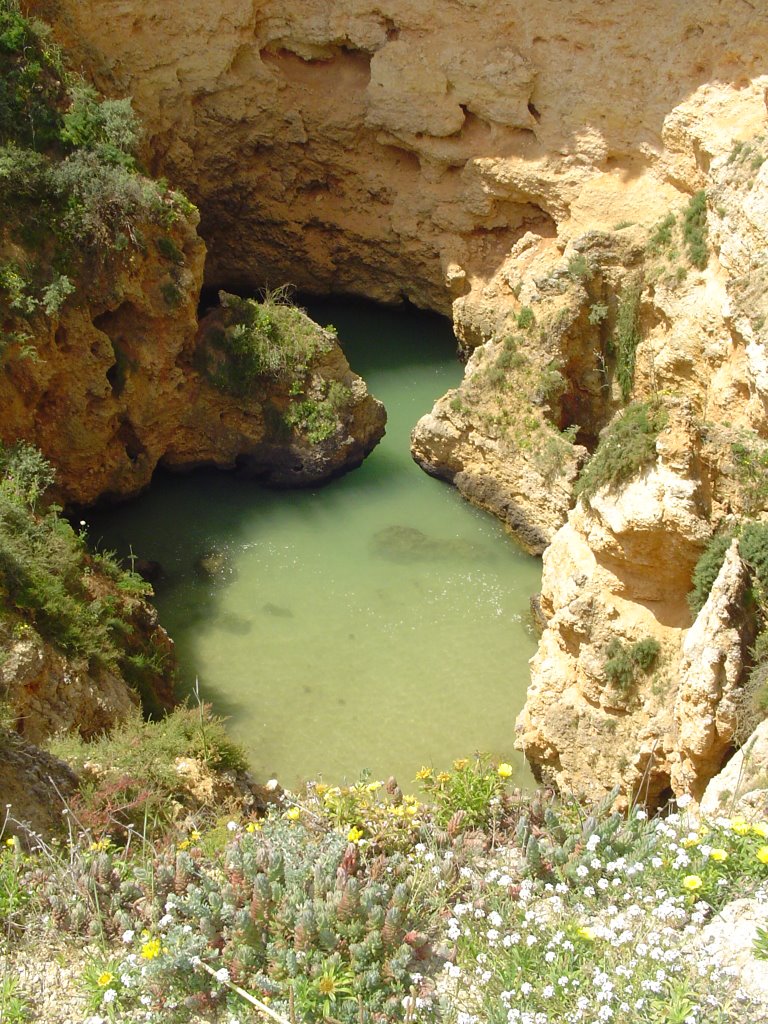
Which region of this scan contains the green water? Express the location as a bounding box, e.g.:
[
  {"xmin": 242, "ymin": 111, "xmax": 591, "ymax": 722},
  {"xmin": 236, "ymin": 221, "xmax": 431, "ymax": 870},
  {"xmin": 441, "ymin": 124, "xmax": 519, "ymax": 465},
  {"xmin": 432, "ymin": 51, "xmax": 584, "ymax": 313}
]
[{"xmin": 86, "ymin": 301, "xmax": 541, "ymax": 790}]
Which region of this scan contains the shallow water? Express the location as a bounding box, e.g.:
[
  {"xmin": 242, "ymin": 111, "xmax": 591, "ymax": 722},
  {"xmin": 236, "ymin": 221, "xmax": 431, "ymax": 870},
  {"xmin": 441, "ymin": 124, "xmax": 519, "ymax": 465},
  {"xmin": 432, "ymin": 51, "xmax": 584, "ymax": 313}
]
[{"xmin": 86, "ymin": 300, "xmax": 541, "ymax": 790}]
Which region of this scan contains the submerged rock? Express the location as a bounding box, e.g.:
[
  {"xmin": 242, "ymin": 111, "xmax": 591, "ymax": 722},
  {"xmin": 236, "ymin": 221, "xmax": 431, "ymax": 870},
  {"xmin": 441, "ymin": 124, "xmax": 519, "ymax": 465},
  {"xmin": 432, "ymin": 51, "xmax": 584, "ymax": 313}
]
[
  {"xmin": 262, "ymin": 602, "xmax": 294, "ymax": 618},
  {"xmin": 370, "ymin": 525, "xmax": 491, "ymax": 563},
  {"xmin": 195, "ymin": 548, "xmax": 235, "ymax": 582}
]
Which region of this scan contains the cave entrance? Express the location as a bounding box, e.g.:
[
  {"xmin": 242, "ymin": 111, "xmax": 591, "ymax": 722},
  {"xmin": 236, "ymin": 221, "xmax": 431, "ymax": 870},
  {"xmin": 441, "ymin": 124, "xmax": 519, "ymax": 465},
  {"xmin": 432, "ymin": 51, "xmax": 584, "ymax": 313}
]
[{"xmin": 85, "ymin": 299, "xmax": 540, "ymax": 789}]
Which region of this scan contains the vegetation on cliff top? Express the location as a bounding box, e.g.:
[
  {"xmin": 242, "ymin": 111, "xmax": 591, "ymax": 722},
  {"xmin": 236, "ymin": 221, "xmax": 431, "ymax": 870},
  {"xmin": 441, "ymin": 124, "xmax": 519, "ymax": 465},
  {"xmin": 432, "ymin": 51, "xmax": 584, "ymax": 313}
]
[
  {"xmin": 0, "ymin": 0, "xmax": 193, "ymax": 356},
  {"xmin": 0, "ymin": 442, "xmax": 173, "ymax": 701},
  {"xmin": 203, "ymin": 290, "xmax": 334, "ymax": 396}
]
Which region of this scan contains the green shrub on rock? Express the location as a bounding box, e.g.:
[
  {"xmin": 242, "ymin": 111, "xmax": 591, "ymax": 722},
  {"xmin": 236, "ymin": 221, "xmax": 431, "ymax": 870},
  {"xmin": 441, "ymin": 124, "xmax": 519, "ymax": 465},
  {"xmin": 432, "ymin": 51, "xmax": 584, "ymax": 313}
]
[
  {"xmin": 204, "ymin": 290, "xmax": 333, "ymax": 397},
  {"xmin": 575, "ymin": 401, "xmax": 667, "ymax": 502}
]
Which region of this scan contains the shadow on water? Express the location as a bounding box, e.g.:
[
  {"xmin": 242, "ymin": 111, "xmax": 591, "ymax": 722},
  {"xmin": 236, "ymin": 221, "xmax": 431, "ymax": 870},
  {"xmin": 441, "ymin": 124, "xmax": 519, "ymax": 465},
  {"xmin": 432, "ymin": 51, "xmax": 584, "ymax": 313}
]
[{"xmin": 85, "ymin": 299, "xmax": 541, "ymax": 788}]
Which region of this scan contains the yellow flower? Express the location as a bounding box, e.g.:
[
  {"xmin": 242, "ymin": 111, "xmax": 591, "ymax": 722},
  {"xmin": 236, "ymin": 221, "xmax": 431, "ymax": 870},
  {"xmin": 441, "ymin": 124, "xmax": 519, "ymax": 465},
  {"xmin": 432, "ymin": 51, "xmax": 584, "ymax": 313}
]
[
  {"xmin": 190, "ymin": 830, "xmax": 201, "ymax": 841},
  {"xmin": 314, "ymin": 783, "xmax": 329, "ymax": 796},
  {"xmin": 756, "ymin": 846, "xmax": 768, "ymax": 865},
  {"xmin": 140, "ymin": 938, "xmax": 161, "ymax": 960},
  {"xmin": 682, "ymin": 875, "xmax": 703, "ymax": 891},
  {"xmin": 436, "ymin": 772, "xmax": 451, "ymax": 784},
  {"xmin": 415, "ymin": 767, "xmax": 434, "ymax": 781},
  {"xmin": 97, "ymin": 972, "xmax": 114, "ymax": 987},
  {"xmin": 4, "ymin": 838, "xmax": 14, "ymax": 848},
  {"xmin": 752, "ymin": 822, "xmax": 768, "ymax": 839},
  {"xmin": 452, "ymin": 758, "xmax": 469, "ymax": 771},
  {"xmin": 576, "ymin": 926, "xmax": 595, "ymax": 941},
  {"xmin": 730, "ymin": 818, "xmax": 751, "ymax": 836},
  {"xmin": 366, "ymin": 781, "xmax": 383, "ymax": 792},
  {"xmin": 709, "ymin": 848, "xmax": 728, "ymax": 862},
  {"xmin": 347, "ymin": 826, "xmax": 364, "ymax": 843},
  {"xmin": 405, "ymin": 804, "xmax": 418, "ymax": 816},
  {"xmin": 682, "ymin": 836, "xmax": 700, "ymax": 848},
  {"xmin": 89, "ymin": 839, "xmax": 110, "ymax": 852},
  {"xmin": 284, "ymin": 806, "xmax": 301, "ymax": 822},
  {"xmin": 497, "ymin": 762, "xmax": 513, "ymax": 779},
  {"xmin": 245, "ymin": 822, "xmax": 261, "ymax": 833},
  {"xmin": 178, "ymin": 839, "xmax": 191, "ymax": 850}
]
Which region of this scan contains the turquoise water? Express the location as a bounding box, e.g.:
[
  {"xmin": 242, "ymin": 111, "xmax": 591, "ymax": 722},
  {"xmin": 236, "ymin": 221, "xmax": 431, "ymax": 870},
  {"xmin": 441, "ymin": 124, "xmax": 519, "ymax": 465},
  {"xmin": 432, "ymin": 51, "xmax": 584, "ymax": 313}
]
[{"xmin": 86, "ymin": 301, "xmax": 540, "ymax": 790}]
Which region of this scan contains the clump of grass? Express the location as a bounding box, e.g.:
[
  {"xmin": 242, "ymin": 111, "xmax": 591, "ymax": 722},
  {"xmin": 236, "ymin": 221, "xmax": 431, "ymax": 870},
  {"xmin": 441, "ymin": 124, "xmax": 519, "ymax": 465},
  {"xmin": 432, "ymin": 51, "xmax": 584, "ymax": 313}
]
[
  {"xmin": 614, "ymin": 279, "xmax": 642, "ymax": 402},
  {"xmin": 575, "ymin": 401, "xmax": 667, "ymax": 502},
  {"xmin": 49, "ymin": 704, "xmax": 248, "ymax": 837},
  {"xmin": 683, "ymin": 190, "xmax": 708, "ymax": 270},
  {"xmin": 689, "ymin": 532, "xmax": 737, "ymax": 615},
  {"xmin": 516, "ymin": 305, "xmax": 535, "ymax": 330}
]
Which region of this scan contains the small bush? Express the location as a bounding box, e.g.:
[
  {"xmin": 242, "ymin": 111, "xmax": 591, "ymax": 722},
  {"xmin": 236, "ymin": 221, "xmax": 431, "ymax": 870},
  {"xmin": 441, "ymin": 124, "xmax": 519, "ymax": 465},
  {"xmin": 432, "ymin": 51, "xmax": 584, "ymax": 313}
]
[
  {"xmin": 567, "ymin": 253, "xmax": 591, "ymax": 280},
  {"xmin": 285, "ymin": 382, "xmax": 352, "ymax": 444},
  {"xmin": 731, "ymin": 439, "xmax": 768, "ymax": 514},
  {"xmin": 588, "ymin": 301, "xmax": 608, "ymax": 325},
  {"xmin": 156, "ymin": 235, "xmax": 184, "ymax": 264},
  {"xmin": 603, "ymin": 636, "xmax": 661, "ymax": 693},
  {"xmin": 575, "ymin": 401, "xmax": 667, "ymax": 502},
  {"xmin": 647, "ymin": 213, "xmax": 676, "ymax": 254},
  {"xmin": 60, "ymin": 84, "xmax": 139, "ymax": 168}
]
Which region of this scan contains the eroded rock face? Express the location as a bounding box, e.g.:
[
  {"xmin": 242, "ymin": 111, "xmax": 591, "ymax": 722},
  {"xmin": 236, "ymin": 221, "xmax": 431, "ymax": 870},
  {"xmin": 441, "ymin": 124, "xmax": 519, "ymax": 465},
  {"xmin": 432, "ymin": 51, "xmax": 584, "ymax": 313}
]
[
  {"xmin": 45, "ymin": 0, "xmax": 768, "ymax": 310},
  {"xmin": 0, "ymin": 729, "xmax": 79, "ymax": 842},
  {"xmin": 0, "ymin": 212, "xmax": 205, "ymax": 506}
]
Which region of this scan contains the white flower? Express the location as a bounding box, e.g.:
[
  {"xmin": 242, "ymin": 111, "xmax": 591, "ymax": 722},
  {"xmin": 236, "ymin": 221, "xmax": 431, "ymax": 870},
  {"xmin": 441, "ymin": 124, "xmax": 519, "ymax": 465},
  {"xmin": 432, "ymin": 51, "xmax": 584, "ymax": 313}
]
[
  {"xmin": 122, "ymin": 929, "xmax": 135, "ymax": 944},
  {"xmin": 215, "ymin": 967, "xmax": 230, "ymax": 983},
  {"xmin": 102, "ymin": 990, "xmax": 117, "ymax": 1005},
  {"xmin": 226, "ymin": 821, "xmax": 238, "ymax": 832}
]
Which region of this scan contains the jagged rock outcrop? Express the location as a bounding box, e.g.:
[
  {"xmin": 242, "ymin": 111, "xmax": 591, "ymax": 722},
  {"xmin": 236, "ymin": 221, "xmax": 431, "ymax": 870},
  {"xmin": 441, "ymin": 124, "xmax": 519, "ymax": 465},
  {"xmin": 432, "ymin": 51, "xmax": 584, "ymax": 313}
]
[
  {"xmin": 168, "ymin": 294, "xmax": 386, "ymax": 486},
  {"xmin": 671, "ymin": 541, "xmax": 756, "ymax": 799},
  {"xmin": 516, "ymin": 404, "xmax": 717, "ymax": 806},
  {"xmin": 700, "ymin": 717, "xmax": 768, "ymax": 820},
  {"xmin": 1, "ymin": 211, "xmax": 385, "ymax": 504}
]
